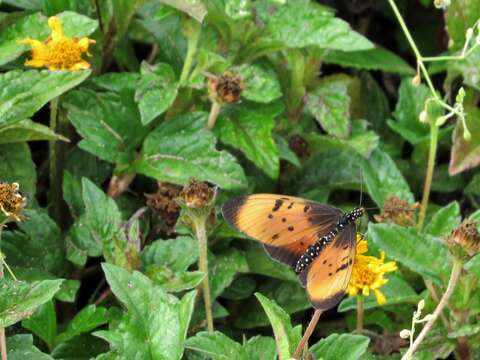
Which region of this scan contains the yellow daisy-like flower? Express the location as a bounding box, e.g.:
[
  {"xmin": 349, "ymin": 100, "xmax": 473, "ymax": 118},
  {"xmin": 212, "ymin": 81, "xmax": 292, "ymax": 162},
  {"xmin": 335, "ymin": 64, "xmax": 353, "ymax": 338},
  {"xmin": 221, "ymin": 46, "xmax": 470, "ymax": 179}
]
[
  {"xmin": 18, "ymin": 16, "xmax": 95, "ymax": 71},
  {"xmin": 347, "ymin": 234, "xmax": 397, "ymax": 305},
  {"xmin": 0, "ymin": 182, "xmax": 26, "ymax": 222}
]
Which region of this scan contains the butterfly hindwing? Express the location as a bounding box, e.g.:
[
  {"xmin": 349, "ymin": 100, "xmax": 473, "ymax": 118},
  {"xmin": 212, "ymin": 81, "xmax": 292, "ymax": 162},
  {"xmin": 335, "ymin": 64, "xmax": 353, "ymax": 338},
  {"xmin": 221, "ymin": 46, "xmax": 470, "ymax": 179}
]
[
  {"xmin": 300, "ymin": 222, "xmax": 356, "ymax": 311},
  {"xmin": 222, "ymin": 194, "xmax": 343, "ymax": 266}
]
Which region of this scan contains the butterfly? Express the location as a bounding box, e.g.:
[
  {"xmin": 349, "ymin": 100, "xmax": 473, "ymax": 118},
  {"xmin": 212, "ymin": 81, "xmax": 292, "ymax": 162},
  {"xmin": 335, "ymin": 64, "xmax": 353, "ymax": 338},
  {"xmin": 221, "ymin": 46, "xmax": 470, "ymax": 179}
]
[{"xmin": 222, "ymin": 194, "xmax": 363, "ymax": 311}]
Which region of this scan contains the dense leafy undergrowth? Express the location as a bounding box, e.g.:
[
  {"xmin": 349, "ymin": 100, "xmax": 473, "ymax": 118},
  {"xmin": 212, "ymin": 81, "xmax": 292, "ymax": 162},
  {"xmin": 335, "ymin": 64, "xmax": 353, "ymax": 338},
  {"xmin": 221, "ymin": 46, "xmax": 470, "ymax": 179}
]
[{"xmin": 0, "ymin": 0, "xmax": 480, "ymax": 359}]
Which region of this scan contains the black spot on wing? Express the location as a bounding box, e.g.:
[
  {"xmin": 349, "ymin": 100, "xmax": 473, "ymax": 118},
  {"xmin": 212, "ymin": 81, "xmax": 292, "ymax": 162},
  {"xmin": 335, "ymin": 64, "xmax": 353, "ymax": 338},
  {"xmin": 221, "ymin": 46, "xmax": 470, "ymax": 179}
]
[{"xmin": 272, "ymin": 199, "xmax": 284, "ymax": 212}]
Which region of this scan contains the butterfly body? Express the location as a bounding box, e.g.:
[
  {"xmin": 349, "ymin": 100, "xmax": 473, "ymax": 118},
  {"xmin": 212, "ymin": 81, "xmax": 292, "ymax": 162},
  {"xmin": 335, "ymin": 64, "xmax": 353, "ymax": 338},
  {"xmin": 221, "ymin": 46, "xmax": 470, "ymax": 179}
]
[{"xmin": 222, "ymin": 194, "xmax": 362, "ymax": 311}]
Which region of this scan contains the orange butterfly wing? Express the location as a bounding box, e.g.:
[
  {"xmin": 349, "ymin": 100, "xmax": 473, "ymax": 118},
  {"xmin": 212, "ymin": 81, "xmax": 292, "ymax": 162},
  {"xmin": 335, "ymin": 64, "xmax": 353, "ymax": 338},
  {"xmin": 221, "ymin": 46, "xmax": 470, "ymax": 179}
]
[
  {"xmin": 299, "ymin": 222, "xmax": 356, "ymax": 311},
  {"xmin": 222, "ymin": 194, "xmax": 342, "ymax": 267}
]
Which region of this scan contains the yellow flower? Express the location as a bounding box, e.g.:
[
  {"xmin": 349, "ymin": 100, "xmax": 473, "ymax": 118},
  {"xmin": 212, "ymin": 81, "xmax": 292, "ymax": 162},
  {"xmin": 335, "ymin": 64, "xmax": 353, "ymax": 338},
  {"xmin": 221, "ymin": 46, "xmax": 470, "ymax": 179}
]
[
  {"xmin": 18, "ymin": 16, "xmax": 95, "ymax": 71},
  {"xmin": 347, "ymin": 234, "xmax": 397, "ymax": 305},
  {"xmin": 0, "ymin": 183, "xmax": 26, "ymax": 222}
]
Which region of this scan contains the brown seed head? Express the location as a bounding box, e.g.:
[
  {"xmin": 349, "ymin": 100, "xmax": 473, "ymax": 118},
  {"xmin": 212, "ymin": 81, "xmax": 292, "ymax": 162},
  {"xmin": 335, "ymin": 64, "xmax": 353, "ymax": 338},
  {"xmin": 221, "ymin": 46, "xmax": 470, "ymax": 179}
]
[
  {"xmin": 179, "ymin": 179, "xmax": 216, "ymax": 209},
  {"xmin": 0, "ymin": 182, "xmax": 26, "ymax": 222},
  {"xmin": 145, "ymin": 183, "xmax": 181, "ymax": 232},
  {"xmin": 374, "ymin": 196, "xmax": 419, "ymax": 227},
  {"xmin": 208, "ymin": 71, "xmax": 244, "ymax": 104},
  {"xmin": 446, "ymin": 219, "xmax": 480, "ymax": 257}
]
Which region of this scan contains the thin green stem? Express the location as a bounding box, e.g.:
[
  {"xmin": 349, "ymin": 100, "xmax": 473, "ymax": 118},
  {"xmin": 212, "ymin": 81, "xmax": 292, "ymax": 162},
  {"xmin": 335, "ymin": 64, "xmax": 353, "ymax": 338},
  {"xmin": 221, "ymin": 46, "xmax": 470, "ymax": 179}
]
[
  {"xmin": 207, "ymin": 101, "xmax": 221, "ymax": 129},
  {"xmin": 402, "ymin": 258, "xmax": 463, "ymax": 360},
  {"xmin": 0, "ymin": 221, "xmax": 7, "ymax": 360},
  {"xmin": 417, "ymin": 123, "xmax": 439, "ymax": 230},
  {"xmin": 194, "ymin": 218, "xmax": 214, "ymax": 332},
  {"xmin": 179, "ymin": 22, "xmax": 201, "ymax": 84},
  {"xmin": 49, "ymin": 97, "xmax": 60, "ymax": 223},
  {"xmin": 293, "ymin": 310, "xmax": 322, "ymax": 359},
  {"xmin": 356, "ymin": 295, "xmax": 364, "ymax": 335}
]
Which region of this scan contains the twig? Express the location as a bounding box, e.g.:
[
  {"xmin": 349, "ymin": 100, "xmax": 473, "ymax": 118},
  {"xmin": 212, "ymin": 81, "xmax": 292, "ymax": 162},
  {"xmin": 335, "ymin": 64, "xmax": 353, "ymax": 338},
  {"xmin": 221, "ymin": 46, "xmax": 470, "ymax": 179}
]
[
  {"xmin": 207, "ymin": 101, "xmax": 221, "ymax": 129},
  {"xmin": 293, "ymin": 310, "xmax": 322, "ymax": 359},
  {"xmin": 401, "ymin": 258, "xmax": 463, "ymax": 359},
  {"xmin": 95, "ymin": 288, "xmax": 112, "ymax": 305}
]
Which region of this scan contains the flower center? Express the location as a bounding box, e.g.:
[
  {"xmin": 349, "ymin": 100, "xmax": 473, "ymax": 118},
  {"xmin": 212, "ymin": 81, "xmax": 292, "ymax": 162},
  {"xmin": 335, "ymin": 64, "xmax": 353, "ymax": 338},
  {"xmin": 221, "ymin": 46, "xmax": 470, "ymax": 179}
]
[{"xmin": 46, "ymin": 39, "xmax": 83, "ymax": 69}]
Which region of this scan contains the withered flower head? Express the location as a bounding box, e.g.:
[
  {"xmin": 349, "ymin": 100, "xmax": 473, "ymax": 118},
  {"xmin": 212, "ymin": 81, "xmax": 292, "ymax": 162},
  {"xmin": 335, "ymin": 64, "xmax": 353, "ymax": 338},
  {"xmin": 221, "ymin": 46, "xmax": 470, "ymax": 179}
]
[
  {"xmin": 145, "ymin": 182, "xmax": 181, "ymax": 233},
  {"xmin": 179, "ymin": 179, "xmax": 216, "ymax": 209},
  {"xmin": 288, "ymin": 134, "xmax": 309, "ymax": 158},
  {"xmin": 446, "ymin": 219, "xmax": 480, "ymax": 257},
  {"xmin": 0, "ymin": 182, "xmax": 26, "ymax": 222},
  {"xmin": 374, "ymin": 196, "xmax": 419, "ymax": 227},
  {"xmin": 207, "ymin": 71, "xmax": 244, "ymax": 104}
]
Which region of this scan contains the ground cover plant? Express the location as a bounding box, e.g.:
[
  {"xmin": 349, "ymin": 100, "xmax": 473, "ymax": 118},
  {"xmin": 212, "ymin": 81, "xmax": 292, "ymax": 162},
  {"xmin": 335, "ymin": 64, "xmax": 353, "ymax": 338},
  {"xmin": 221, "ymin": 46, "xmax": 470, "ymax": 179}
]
[{"xmin": 0, "ymin": 0, "xmax": 479, "ymax": 359}]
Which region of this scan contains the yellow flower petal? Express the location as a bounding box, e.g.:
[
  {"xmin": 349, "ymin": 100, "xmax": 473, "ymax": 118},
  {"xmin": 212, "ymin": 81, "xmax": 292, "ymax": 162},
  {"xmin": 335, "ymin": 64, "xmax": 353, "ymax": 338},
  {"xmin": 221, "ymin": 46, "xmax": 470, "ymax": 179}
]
[
  {"xmin": 69, "ymin": 60, "xmax": 91, "ymax": 71},
  {"xmin": 374, "ymin": 289, "xmax": 387, "ymax": 305},
  {"xmin": 48, "ymin": 16, "xmax": 64, "ymax": 41},
  {"xmin": 77, "ymin": 37, "xmax": 96, "ymax": 52},
  {"xmin": 24, "ymin": 59, "xmax": 47, "ymax": 68}
]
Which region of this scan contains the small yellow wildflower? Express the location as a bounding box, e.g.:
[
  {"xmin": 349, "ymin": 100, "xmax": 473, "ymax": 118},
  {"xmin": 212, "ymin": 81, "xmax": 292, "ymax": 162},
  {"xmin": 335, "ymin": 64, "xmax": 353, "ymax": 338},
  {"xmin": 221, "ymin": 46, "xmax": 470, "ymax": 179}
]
[
  {"xmin": 18, "ymin": 16, "xmax": 95, "ymax": 71},
  {"xmin": 0, "ymin": 182, "xmax": 26, "ymax": 222},
  {"xmin": 347, "ymin": 234, "xmax": 397, "ymax": 305}
]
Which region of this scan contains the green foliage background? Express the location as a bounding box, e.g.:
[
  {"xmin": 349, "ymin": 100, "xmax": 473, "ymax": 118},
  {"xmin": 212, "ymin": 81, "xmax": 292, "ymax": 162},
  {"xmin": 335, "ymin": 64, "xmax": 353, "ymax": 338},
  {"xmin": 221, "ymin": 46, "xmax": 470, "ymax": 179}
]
[{"xmin": 0, "ymin": 0, "xmax": 479, "ymax": 359}]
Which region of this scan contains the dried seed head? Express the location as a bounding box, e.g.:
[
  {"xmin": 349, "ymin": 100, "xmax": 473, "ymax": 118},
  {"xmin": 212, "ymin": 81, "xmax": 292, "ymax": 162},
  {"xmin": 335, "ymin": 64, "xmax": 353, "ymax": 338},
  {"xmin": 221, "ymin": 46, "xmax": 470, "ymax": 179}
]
[
  {"xmin": 145, "ymin": 182, "xmax": 181, "ymax": 234},
  {"xmin": 0, "ymin": 182, "xmax": 26, "ymax": 222},
  {"xmin": 374, "ymin": 196, "xmax": 419, "ymax": 227},
  {"xmin": 446, "ymin": 219, "xmax": 480, "ymax": 257},
  {"xmin": 399, "ymin": 329, "xmax": 411, "ymax": 339},
  {"xmin": 179, "ymin": 179, "xmax": 216, "ymax": 209},
  {"xmin": 208, "ymin": 71, "xmax": 244, "ymax": 104}
]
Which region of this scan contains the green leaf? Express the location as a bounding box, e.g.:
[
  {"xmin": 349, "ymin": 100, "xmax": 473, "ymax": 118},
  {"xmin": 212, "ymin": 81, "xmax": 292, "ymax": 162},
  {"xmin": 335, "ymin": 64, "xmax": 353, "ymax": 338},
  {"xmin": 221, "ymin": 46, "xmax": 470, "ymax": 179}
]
[
  {"xmin": 0, "ymin": 142, "xmax": 36, "ymax": 200},
  {"xmin": 338, "ymin": 274, "xmax": 419, "ymax": 312},
  {"xmin": 465, "ymin": 173, "xmax": 480, "ymax": 195},
  {"xmin": 274, "ymin": 135, "xmax": 301, "ymax": 168},
  {"xmin": 425, "ymin": 202, "xmax": 461, "ymax": 237},
  {"xmin": 387, "ymin": 78, "xmax": 430, "ymax": 145},
  {"xmin": 368, "ymin": 223, "xmax": 452, "ymax": 282},
  {"xmin": 96, "ymin": 263, "xmax": 196, "ymax": 360},
  {"xmin": 185, "ymin": 331, "xmax": 245, "ymax": 360},
  {"xmin": 221, "ymin": 275, "xmax": 256, "ymax": 300},
  {"xmin": 310, "ymin": 333, "xmax": 370, "ymax": 360},
  {"xmin": 55, "ymin": 305, "xmax": 108, "ymax": 345},
  {"xmin": 324, "ymin": 48, "xmax": 414, "ymax": 75},
  {"xmin": 0, "ymin": 279, "xmax": 63, "ymax": 327},
  {"xmin": 22, "ymin": 301, "xmax": 57, "ymax": 350},
  {"xmin": 362, "ymin": 148, "xmax": 415, "ymax": 207},
  {"xmin": 255, "ymin": 293, "xmax": 299, "ymax": 359},
  {"xmin": 159, "ymin": 0, "xmax": 207, "ymax": 22},
  {"xmin": 134, "ymin": 112, "xmax": 247, "ymax": 190},
  {"xmin": 214, "ymin": 102, "xmax": 282, "ymax": 178},
  {"xmin": 0, "ymin": 70, "xmax": 90, "ymax": 128},
  {"xmin": 305, "ymin": 74, "xmax": 351, "ymax": 139},
  {"xmin": 50, "ymin": 334, "xmax": 109, "ymax": 359},
  {"xmin": 146, "ymin": 267, "xmax": 205, "ymax": 292},
  {"xmin": 81, "ymin": 177, "xmax": 122, "ymax": 255},
  {"xmin": 0, "ymin": 119, "xmax": 67, "ymax": 144},
  {"xmin": 1, "ymin": 0, "xmax": 42, "ymax": 9},
  {"xmin": 6, "ymin": 334, "xmax": 54, "ymax": 360},
  {"xmin": 449, "ymin": 105, "xmax": 480, "ymax": 175},
  {"xmin": 111, "ymin": 0, "xmax": 148, "ymax": 38},
  {"xmin": 209, "ymin": 248, "xmax": 249, "ymax": 299},
  {"xmin": 465, "ymin": 254, "xmax": 480, "ymax": 278},
  {"xmin": 445, "ymin": 0, "xmax": 480, "ymax": 51},
  {"xmin": 243, "ymin": 336, "xmax": 276, "ymax": 360},
  {"xmin": 135, "ymin": 62, "xmax": 179, "ymax": 125},
  {"xmin": 448, "ymin": 323, "xmax": 480, "ymax": 338},
  {"xmin": 64, "ymin": 89, "xmax": 148, "ymax": 165},
  {"xmin": 142, "ymin": 236, "xmax": 198, "ymax": 272},
  {"xmin": 2, "ymin": 209, "xmax": 65, "ymax": 275},
  {"xmin": 239, "ymin": 63, "xmax": 282, "ymax": 103},
  {"xmin": 55, "ymin": 279, "xmax": 80, "ymax": 303},
  {"xmin": 265, "ymin": 0, "xmax": 373, "ymax": 50}
]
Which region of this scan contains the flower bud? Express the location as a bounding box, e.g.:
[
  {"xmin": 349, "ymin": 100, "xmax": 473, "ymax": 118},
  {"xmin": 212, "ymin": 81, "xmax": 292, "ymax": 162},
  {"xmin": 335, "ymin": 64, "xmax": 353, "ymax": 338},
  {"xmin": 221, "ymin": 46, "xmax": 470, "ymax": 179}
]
[
  {"xmin": 145, "ymin": 182, "xmax": 181, "ymax": 235},
  {"xmin": 411, "ymin": 74, "xmax": 421, "ymax": 86},
  {"xmin": 374, "ymin": 196, "xmax": 418, "ymax": 227},
  {"xmin": 419, "ymin": 110, "xmax": 428, "ymax": 123},
  {"xmin": 463, "ymin": 128, "xmax": 471, "ymax": 141},
  {"xmin": 446, "ymin": 219, "xmax": 480, "ymax": 257},
  {"xmin": 399, "ymin": 329, "xmax": 411, "ymax": 339},
  {"xmin": 417, "ymin": 299, "xmax": 425, "ymax": 311},
  {"xmin": 0, "ymin": 182, "xmax": 26, "ymax": 223}
]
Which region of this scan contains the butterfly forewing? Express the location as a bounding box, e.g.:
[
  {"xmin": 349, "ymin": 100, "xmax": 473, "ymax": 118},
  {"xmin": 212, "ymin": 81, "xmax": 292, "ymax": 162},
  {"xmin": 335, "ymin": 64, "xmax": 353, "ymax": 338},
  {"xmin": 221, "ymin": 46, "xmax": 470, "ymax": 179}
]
[
  {"xmin": 301, "ymin": 222, "xmax": 356, "ymax": 311},
  {"xmin": 222, "ymin": 194, "xmax": 343, "ymax": 266}
]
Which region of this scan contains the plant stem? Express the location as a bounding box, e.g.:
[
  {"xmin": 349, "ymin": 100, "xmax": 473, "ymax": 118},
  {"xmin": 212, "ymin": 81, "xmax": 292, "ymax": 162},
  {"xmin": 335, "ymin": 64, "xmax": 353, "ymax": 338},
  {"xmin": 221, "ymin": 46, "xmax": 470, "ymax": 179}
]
[
  {"xmin": 194, "ymin": 218, "xmax": 214, "ymax": 332},
  {"xmin": 402, "ymin": 258, "xmax": 463, "ymax": 360},
  {"xmin": 207, "ymin": 101, "xmax": 221, "ymax": 129},
  {"xmin": 179, "ymin": 21, "xmax": 201, "ymax": 84},
  {"xmin": 49, "ymin": 97, "xmax": 61, "ymax": 224},
  {"xmin": 417, "ymin": 123, "xmax": 439, "ymax": 230},
  {"xmin": 0, "ymin": 222, "xmax": 7, "ymax": 360},
  {"xmin": 356, "ymin": 295, "xmax": 364, "ymax": 335},
  {"xmin": 293, "ymin": 310, "xmax": 322, "ymax": 359}
]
